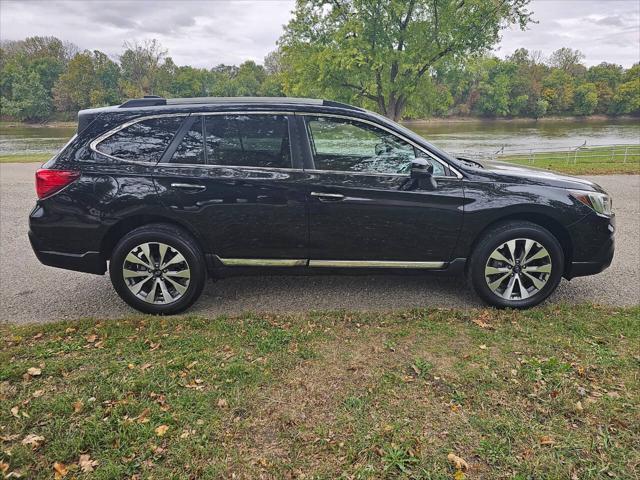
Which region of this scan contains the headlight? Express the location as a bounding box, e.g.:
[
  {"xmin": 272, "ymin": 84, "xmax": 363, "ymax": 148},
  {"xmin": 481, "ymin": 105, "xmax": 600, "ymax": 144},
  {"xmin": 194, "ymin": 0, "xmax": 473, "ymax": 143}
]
[{"xmin": 569, "ymin": 190, "xmax": 613, "ymax": 217}]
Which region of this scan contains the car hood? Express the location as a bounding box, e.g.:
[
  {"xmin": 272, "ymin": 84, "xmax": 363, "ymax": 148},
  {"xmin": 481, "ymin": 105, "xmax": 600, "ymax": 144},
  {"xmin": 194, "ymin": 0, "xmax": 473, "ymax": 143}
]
[{"xmin": 471, "ymin": 160, "xmax": 606, "ymax": 193}]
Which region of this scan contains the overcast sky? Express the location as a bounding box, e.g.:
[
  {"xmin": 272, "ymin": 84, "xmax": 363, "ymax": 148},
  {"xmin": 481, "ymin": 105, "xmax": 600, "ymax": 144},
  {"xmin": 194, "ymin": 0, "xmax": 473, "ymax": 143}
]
[{"xmin": 0, "ymin": 0, "xmax": 638, "ymax": 68}]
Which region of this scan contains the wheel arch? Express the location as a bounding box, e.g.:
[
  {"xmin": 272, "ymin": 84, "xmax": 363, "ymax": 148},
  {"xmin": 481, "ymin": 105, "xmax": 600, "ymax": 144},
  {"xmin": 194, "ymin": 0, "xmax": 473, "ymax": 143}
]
[
  {"xmin": 100, "ymin": 215, "xmax": 208, "ymax": 264},
  {"xmin": 466, "ymin": 212, "xmax": 573, "ymax": 273}
]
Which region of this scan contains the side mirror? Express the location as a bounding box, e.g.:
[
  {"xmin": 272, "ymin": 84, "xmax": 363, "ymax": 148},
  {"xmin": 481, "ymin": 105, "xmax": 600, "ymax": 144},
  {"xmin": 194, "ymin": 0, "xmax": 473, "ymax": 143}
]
[
  {"xmin": 410, "ymin": 158, "xmax": 434, "ymax": 178},
  {"xmin": 409, "ymin": 158, "xmax": 437, "ymax": 190}
]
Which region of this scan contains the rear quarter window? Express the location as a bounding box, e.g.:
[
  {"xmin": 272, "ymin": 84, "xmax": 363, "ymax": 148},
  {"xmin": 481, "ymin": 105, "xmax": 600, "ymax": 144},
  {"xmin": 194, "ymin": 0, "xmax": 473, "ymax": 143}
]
[{"xmin": 95, "ymin": 116, "xmax": 184, "ymax": 163}]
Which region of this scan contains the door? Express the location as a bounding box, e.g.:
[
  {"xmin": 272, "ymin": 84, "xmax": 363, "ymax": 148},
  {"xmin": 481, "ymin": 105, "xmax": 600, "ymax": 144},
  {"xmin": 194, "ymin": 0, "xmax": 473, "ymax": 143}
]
[
  {"xmin": 300, "ymin": 114, "xmax": 464, "ymax": 263},
  {"xmin": 153, "ymin": 113, "xmax": 308, "ymax": 261}
]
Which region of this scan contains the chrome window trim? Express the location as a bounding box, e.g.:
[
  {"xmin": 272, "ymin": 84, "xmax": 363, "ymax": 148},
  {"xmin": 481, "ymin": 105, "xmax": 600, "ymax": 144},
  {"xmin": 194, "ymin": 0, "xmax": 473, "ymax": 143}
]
[
  {"xmin": 299, "ymin": 112, "xmax": 463, "ymax": 179},
  {"xmin": 89, "ymin": 110, "xmax": 463, "ymax": 179},
  {"xmin": 89, "ymin": 113, "xmax": 190, "ymax": 164}
]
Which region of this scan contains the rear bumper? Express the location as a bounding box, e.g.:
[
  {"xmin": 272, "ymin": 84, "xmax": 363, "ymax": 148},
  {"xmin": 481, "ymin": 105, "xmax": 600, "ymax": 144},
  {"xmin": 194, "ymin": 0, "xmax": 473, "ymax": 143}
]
[{"xmin": 29, "ymin": 230, "xmax": 106, "ymax": 275}]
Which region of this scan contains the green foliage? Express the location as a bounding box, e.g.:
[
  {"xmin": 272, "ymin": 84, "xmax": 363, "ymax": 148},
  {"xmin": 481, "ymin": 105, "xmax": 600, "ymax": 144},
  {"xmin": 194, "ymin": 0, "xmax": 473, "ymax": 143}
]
[
  {"xmin": 278, "ymin": 0, "xmax": 533, "ymax": 120},
  {"xmin": 573, "ymin": 82, "xmax": 598, "ymax": 115},
  {"xmin": 1, "ymin": 33, "xmax": 638, "ymax": 123}
]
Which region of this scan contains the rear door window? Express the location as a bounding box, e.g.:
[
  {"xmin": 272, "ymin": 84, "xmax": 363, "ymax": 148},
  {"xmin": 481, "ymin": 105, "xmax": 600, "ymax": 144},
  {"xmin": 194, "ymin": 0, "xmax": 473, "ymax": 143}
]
[
  {"xmin": 95, "ymin": 116, "xmax": 184, "ymax": 163},
  {"xmin": 170, "ymin": 117, "xmax": 205, "ymax": 165},
  {"xmin": 203, "ymin": 114, "xmax": 291, "ymax": 168}
]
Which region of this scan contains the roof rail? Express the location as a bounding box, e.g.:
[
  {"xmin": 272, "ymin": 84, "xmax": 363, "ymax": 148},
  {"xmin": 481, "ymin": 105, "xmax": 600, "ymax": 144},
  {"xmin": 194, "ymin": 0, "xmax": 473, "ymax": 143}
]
[
  {"xmin": 322, "ymin": 99, "xmax": 362, "ymax": 111},
  {"xmin": 119, "ymin": 96, "xmax": 167, "ymax": 108},
  {"xmin": 117, "ymin": 96, "xmax": 362, "ymax": 111},
  {"xmin": 164, "ymin": 96, "xmax": 324, "ymax": 106}
]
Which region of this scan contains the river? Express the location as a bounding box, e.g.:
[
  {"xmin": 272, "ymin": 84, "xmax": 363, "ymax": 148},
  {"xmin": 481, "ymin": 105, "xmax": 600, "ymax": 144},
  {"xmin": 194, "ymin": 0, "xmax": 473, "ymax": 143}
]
[{"xmin": 1, "ymin": 118, "xmax": 638, "ymax": 158}]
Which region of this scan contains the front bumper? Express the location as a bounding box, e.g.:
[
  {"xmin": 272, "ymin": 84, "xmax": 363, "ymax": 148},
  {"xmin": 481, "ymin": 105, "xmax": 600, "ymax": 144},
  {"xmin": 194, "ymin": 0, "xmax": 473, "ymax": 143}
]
[
  {"xmin": 29, "ymin": 230, "xmax": 106, "ymax": 275},
  {"xmin": 564, "ymin": 214, "xmax": 615, "ymax": 279}
]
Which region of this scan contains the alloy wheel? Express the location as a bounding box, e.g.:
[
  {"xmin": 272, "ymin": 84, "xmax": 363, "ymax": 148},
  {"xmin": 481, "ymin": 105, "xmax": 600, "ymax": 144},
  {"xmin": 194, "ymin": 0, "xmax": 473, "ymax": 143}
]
[
  {"xmin": 484, "ymin": 238, "xmax": 552, "ymax": 301},
  {"xmin": 122, "ymin": 242, "xmax": 191, "ymax": 304}
]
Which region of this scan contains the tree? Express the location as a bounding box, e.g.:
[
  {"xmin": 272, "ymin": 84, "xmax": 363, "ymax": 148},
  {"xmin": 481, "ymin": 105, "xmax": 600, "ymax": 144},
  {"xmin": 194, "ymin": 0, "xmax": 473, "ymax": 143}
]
[
  {"xmin": 548, "ymin": 47, "xmax": 585, "ymax": 75},
  {"xmin": 573, "ymin": 83, "xmax": 598, "ymax": 116},
  {"xmin": 0, "ymin": 69, "xmax": 52, "ymax": 121},
  {"xmin": 119, "ymin": 39, "xmax": 168, "ymax": 97},
  {"xmin": 611, "ymin": 78, "xmax": 640, "ymax": 115},
  {"xmin": 278, "ymin": 0, "xmax": 533, "ymax": 120},
  {"xmin": 53, "ymin": 50, "xmax": 121, "ymax": 112}
]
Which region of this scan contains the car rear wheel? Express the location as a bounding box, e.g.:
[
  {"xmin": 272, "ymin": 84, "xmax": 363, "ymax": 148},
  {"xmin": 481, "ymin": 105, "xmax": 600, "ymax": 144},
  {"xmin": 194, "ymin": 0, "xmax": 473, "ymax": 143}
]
[
  {"xmin": 468, "ymin": 221, "xmax": 564, "ymax": 308},
  {"xmin": 109, "ymin": 224, "xmax": 206, "ymax": 314}
]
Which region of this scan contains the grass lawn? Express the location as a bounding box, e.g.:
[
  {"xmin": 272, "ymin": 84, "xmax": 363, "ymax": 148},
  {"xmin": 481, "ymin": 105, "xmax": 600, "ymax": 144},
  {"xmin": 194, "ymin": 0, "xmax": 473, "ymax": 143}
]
[
  {"xmin": 0, "ymin": 153, "xmax": 51, "ymax": 164},
  {"xmin": 1, "ymin": 304, "xmax": 638, "ymax": 479},
  {"xmin": 502, "ymin": 146, "xmax": 640, "ymax": 175}
]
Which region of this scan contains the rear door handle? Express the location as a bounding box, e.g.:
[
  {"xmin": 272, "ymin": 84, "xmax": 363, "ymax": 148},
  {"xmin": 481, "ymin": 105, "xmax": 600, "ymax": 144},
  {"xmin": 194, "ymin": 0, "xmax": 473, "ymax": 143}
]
[
  {"xmin": 171, "ymin": 183, "xmax": 206, "ymax": 192},
  {"xmin": 310, "ymin": 191, "xmax": 345, "ymax": 201}
]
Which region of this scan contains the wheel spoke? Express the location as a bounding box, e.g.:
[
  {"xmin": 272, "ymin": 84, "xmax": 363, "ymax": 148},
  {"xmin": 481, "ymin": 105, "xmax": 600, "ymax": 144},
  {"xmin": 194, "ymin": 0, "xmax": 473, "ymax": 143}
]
[
  {"xmin": 522, "ymin": 239, "xmax": 535, "ymax": 262},
  {"xmin": 485, "ymin": 266, "xmax": 510, "ymax": 276},
  {"xmin": 515, "ymin": 275, "xmax": 529, "ymax": 299},
  {"xmin": 488, "ymin": 272, "xmax": 511, "ymax": 292},
  {"xmin": 162, "ymin": 252, "xmax": 186, "ymax": 269},
  {"xmin": 157, "ymin": 278, "xmax": 174, "ymax": 303},
  {"xmin": 130, "ymin": 275, "xmax": 153, "ymax": 295},
  {"xmin": 524, "ymin": 264, "xmax": 551, "ymax": 273},
  {"xmin": 125, "ymin": 253, "xmax": 152, "ymax": 269},
  {"xmin": 164, "ymin": 276, "xmax": 188, "ymax": 295},
  {"xmin": 123, "ymin": 268, "xmax": 147, "ymax": 278},
  {"xmin": 158, "ymin": 243, "xmax": 168, "ymax": 267},
  {"xmin": 522, "ymin": 271, "xmax": 546, "ymax": 290},
  {"xmin": 139, "ymin": 243, "xmax": 153, "ymax": 266},
  {"xmin": 523, "ymin": 248, "xmax": 549, "ymax": 265},
  {"xmin": 489, "ymin": 249, "xmax": 513, "ymax": 265},
  {"xmin": 505, "ymin": 240, "xmax": 517, "ymax": 263},
  {"xmin": 502, "ymin": 275, "xmax": 517, "ymax": 299},
  {"xmin": 166, "ymin": 268, "xmax": 190, "ymax": 279}
]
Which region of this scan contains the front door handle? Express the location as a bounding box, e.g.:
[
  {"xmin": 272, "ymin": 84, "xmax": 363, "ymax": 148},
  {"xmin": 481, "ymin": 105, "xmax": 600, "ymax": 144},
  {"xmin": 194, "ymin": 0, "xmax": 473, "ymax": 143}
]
[
  {"xmin": 310, "ymin": 191, "xmax": 345, "ymax": 201},
  {"xmin": 171, "ymin": 183, "xmax": 206, "ymax": 192}
]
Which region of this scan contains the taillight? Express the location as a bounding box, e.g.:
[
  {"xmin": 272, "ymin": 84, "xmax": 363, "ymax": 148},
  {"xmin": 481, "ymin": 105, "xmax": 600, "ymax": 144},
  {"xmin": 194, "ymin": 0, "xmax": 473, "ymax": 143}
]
[{"xmin": 35, "ymin": 169, "xmax": 80, "ymax": 199}]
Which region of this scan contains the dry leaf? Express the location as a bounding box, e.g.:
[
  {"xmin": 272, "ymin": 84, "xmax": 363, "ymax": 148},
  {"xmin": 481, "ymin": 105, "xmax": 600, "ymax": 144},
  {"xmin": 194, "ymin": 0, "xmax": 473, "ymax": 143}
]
[
  {"xmin": 606, "ymin": 391, "xmax": 621, "ymax": 399},
  {"xmin": 217, "ymin": 398, "xmax": 228, "ymax": 408},
  {"xmin": 0, "ymin": 461, "xmax": 9, "ymax": 474},
  {"xmin": 79, "ymin": 454, "xmax": 98, "ymax": 473},
  {"xmin": 479, "ymin": 344, "xmax": 487, "ymax": 350},
  {"xmin": 73, "ymin": 400, "xmax": 84, "ymax": 413},
  {"xmin": 155, "ymin": 425, "xmax": 169, "ymax": 437},
  {"xmin": 140, "ymin": 363, "xmax": 152, "ymax": 371},
  {"xmin": 21, "ymin": 434, "xmax": 45, "ymax": 449},
  {"xmin": 85, "ymin": 334, "xmax": 97, "ymax": 343},
  {"xmin": 11, "ymin": 406, "xmax": 19, "ymax": 417},
  {"xmin": 454, "ymin": 470, "xmax": 466, "ymax": 480},
  {"xmin": 27, "ymin": 367, "xmax": 41, "ymax": 377},
  {"xmin": 32, "ymin": 389, "xmax": 45, "ymax": 398},
  {"xmin": 447, "ymin": 453, "xmax": 469, "ymax": 471},
  {"xmin": 65, "ymin": 327, "xmax": 76, "ymax": 334},
  {"xmin": 575, "ymin": 401, "xmax": 583, "ymax": 412},
  {"xmin": 53, "ymin": 461, "xmax": 68, "ymax": 478},
  {"xmin": 132, "ymin": 408, "xmax": 151, "ymax": 424},
  {"xmin": 128, "ymin": 363, "xmax": 135, "ymax": 369},
  {"xmin": 540, "ymin": 435, "xmax": 555, "ymax": 446}
]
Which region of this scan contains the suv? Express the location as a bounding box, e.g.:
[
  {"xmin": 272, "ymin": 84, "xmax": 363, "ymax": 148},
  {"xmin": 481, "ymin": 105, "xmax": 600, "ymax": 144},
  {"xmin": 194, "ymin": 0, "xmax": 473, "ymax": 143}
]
[{"xmin": 29, "ymin": 96, "xmax": 615, "ymax": 314}]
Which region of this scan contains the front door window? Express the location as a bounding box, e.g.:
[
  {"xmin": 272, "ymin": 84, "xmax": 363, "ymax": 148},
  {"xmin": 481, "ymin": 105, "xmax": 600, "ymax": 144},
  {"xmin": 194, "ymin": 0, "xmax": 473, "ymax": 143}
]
[{"xmin": 305, "ymin": 116, "xmax": 446, "ymax": 176}]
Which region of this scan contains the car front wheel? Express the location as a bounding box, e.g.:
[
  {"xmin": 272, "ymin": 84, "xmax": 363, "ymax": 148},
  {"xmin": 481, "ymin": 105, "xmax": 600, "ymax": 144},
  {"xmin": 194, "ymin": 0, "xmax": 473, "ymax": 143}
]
[
  {"xmin": 109, "ymin": 224, "xmax": 206, "ymax": 314},
  {"xmin": 468, "ymin": 221, "xmax": 564, "ymax": 308}
]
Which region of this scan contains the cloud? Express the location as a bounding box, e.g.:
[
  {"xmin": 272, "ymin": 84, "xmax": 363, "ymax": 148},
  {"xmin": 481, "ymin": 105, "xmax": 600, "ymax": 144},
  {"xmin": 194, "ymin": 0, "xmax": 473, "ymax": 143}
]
[{"xmin": 1, "ymin": 0, "xmax": 638, "ymax": 67}]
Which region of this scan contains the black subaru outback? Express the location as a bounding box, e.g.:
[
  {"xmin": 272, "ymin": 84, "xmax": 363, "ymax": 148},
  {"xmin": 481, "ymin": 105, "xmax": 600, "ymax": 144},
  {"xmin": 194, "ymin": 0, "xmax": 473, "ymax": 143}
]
[{"xmin": 29, "ymin": 96, "xmax": 615, "ymax": 314}]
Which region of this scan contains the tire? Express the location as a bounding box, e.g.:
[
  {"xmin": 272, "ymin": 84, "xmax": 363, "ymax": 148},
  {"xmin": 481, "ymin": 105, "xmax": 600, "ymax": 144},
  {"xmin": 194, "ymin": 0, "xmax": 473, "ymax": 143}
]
[
  {"xmin": 468, "ymin": 221, "xmax": 564, "ymax": 309},
  {"xmin": 109, "ymin": 223, "xmax": 206, "ymax": 314}
]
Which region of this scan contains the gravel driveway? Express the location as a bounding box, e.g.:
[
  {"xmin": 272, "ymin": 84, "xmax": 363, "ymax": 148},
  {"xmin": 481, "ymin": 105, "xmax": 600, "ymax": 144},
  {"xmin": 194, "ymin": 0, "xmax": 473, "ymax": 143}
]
[{"xmin": 1, "ymin": 163, "xmax": 638, "ymax": 324}]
